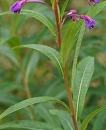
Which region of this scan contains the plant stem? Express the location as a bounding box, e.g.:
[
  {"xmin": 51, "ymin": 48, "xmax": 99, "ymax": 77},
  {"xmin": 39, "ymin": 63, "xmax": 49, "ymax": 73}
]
[
  {"xmin": 53, "ymin": 0, "xmax": 61, "ymax": 48},
  {"xmin": 63, "ymin": 66, "xmax": 78, "ymax": 130},
  {"xmin": 53, "ymin": 1, "xmax": 78, "ymax": 129}
]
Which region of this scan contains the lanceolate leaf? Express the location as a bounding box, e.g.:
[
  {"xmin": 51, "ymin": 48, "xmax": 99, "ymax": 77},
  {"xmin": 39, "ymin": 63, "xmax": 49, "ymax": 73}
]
[
  {"xmin": 50, "ymin": 109, "xmax": 74, "ymax": 130},
  {"xmin": 73, "ymin": 56, "xmax": 94, "ymax": 121},
  {"xmin": 0, "ymin": 96, "xmax": 70, "ymax": 119},
  {"xmin": 61, "ymin": 22, "xmax": 77, "ymax": 66},
  {"xmin": 14, "ymin": 44, "xmax": 63, "ymax": 76},
  {"xmin": 0, "ymin": 120, "xmax": 63, "ymax": 130},
  {"xmin": 87, "ymin": 1, "xmax": 106, "ymax": 17},
  {"xmin": 71, "ymin": 23, "xmax": 85, "ymax": 90},
  {"xmin": 21, "ymin": 9, "xmax": 55, "ymax": 36},
  {"xmin": 80, "ymin": 105, "xmax": 106, "ymax": 130},
  {"xmin": 93, "ymin": 109, "xmax": 106, "ymax": 130},
  {"xmin": 60, "ymin": 0, "xmax": 70, "ymax": 20}
]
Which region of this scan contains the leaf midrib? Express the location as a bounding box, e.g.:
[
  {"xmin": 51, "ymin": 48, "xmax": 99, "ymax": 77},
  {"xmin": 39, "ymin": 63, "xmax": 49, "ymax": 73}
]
[{"xmin": 75, "ymin": 60, "xmax": 91, "ymax": 120}]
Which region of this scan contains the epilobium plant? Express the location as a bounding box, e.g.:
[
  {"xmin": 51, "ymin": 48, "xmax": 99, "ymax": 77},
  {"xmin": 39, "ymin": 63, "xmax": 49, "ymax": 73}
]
[{"xmin": 0, "ymin": 0, "xmax": 106, "ymax": 130}]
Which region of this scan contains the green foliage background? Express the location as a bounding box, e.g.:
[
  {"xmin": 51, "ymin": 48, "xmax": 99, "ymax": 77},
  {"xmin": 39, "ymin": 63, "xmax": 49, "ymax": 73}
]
[{"xmin": 0, "ymin": 0, "xmax": 106, "ymax": 130}]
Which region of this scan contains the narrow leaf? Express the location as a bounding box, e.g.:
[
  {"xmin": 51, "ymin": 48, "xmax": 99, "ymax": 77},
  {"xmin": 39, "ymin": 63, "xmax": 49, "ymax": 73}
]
[
  {"xmin": 14, "ymin": 44, "xmax": 63, "ymax": 76},
  {"xmin": 80, "ymin": 105, "xmax": 106, "ymax": 130},
  {"xmin": 93, "ymin": 109, "xmax": 106, "ymax": 130},
  {"xmin": 50, "ymin": 109, "xmax": 74, "ymax": 130},
  {"xmin": 87, "ymin": 1, "xmax": 106, "ymax": 17},
  {"xmin": 0, "ymin": 96, "xmax": 70, "ymax": 119},
  {"xmin": 0, "ymin": 120, "xmax": 63, "ymax": 130},
  {"xmin": 60, "ymin": 0, "xmax": 70, "ymax": 20},
  {"xmin": 61, "ymin": 22, "xmax": 77, "ymax": 66},
  {"xmin": 73, "ymin": 56, "xmax": 94, "ymax": 120},
  {"xmin": 71, "ymin": 23, "xmax": 85, "ymax": 90}
]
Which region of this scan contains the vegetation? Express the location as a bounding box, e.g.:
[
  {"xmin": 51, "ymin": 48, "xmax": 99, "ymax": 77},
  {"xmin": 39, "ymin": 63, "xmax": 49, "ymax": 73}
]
[{"xmin": 0, "ymin": 0, "xmax": 106, "ymax": 130}]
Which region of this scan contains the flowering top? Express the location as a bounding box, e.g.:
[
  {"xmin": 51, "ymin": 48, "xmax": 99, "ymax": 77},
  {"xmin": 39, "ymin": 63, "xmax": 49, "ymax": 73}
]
[
  {"xmin": 80, "ymin": 15, "xmax": 96, "ymax": 29},
  {"xmin": 87, "ymin": 0, "xmax": 99, "ymax": 5},
  {"xmin": 62, "ymin": 10, "xmax": 96, "ymax": 29},
  {"xmin": 10, "ymin": 0, "xmax": 26, "ymax": 14}
]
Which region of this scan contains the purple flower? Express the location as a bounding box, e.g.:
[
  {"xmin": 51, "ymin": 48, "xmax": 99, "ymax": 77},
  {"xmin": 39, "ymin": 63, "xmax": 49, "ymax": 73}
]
[
  {"xmin": 10, "ymin": 0, "xmax": 51, "ymax": 14},
  {"xmin": 62, "ymin": 10, "xmax": 79, "ymax": 25},
  {"xmin": 10, "ymin": 0, "xmax": 27, "ymax": 14},
  {"xmin": 66, "ymin": 10, "xmax": 78, "ymax": 22},
  {"xmin": 87, "ymin": 0, "xmax": 99, "ymax": 5},
  {"xmin": 80, "ymin": 15, "xmax": 96, "ymax": 29}
]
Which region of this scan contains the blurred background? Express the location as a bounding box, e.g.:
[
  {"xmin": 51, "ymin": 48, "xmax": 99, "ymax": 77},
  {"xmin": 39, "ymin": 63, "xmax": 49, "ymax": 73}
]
[{"xmin": 0, "ymin": 0, "xmax": 106, "ymax": 129}]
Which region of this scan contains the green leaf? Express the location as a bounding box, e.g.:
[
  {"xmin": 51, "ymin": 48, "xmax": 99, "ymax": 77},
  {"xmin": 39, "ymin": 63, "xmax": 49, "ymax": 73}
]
[
  {"xmin": 80, "ymin": 105, "xmax": 106, "ymax": 130},
  {"xmin": 0, "ymin": 45, "xmax": 19, "ymax": 66},
  {"xmin": 21, "ymin": 9, "xmax": 55, "ymax": 36},
  {"xmin": 87, "ymin": 1, "xmax": 106, "ymax": 17},
  {"xmin": 50, "ymin": 109, "xmax": 74, "ymax": 130},
  {"xmin": 0, "ymin": 120, "xmax": 63, "ymax": 130},
  {"xmin": 71, "ymin": 23, "xmax": 85, "ymax": 90},
  {"xmin": 14, "ymin": 44, "xmax": 63, "ymax": 76},
  {"xmin": 73, "ymin": 56, "xmax": 94, "ymax": 121},
  {"xmin": 61, "ymin": 22, "xmax": 77, "ymax": 66},
  {"xmin": 60, "ymin": 0, "xmax": 70, "ymax": 20},
  {"xmin": 93, "ymin": 109, "xmax": 106, "ymax": 130},
  {"xmin": 0, "ymin": 96, "xmax": 70, "ymax": 119}
]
